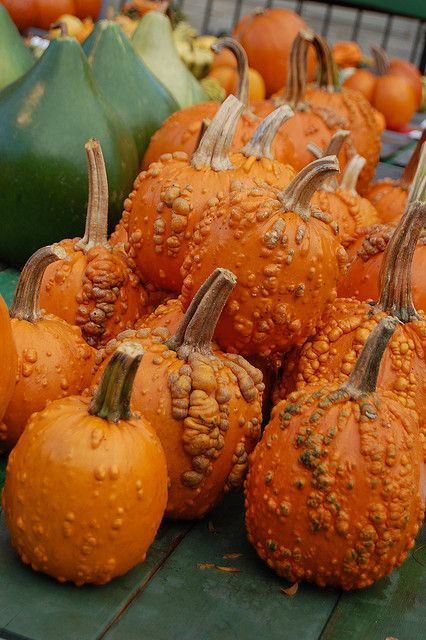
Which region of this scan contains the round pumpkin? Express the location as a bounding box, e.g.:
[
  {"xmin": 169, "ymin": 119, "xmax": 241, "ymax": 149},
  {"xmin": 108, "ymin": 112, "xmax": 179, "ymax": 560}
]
[
  {"xmin": 343, "ymin": 68, "xmax": 376, "ymax": 103},
  {"xmin": 372, "ymin": 76, "xmax": 417, "ymax": 132}
]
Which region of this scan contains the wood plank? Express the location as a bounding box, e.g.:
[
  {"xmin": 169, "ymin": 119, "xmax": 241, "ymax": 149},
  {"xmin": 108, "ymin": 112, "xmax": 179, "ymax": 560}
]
[
  {"xmin": 103, "ymin": 492, "xmax": 341, "ymax": 640},
  {"xmin": 320, "ymin": 524, "xmax": 426, "ymax": 640},
  {"xmin": 373, "ymin": 162, "xmax": 404, "ymax": 182}
]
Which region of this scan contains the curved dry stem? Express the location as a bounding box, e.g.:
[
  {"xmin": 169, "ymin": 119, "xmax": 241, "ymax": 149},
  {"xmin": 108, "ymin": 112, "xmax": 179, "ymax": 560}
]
[
  {"xmin": 89, "ymin": 342, "xmax": 143, "ymax": 423},
  {"xmin": 74, "ymin": 138, "xmax": 109, "ymax": 253},
  {"xmin": 191, "ymin": 95, "xmax": 244, "ymax": 171},
  {"xmin": 376, "ymin": 200, "xmax": 426, "ymax": 322},
  {"xmin": 407, "ymin": 142, "xmax": 426, "ymax": 203},
  {"xmin": 307, "ymin": 129, "xmax": 350, "ymax": 190},
  {"xmin": 341, "ymin": 154, "xmax": 366, "ymax": 194},
  {"xmin": 211, "ymin": 37, "xmax": 249, "ymax": 108},
  {"xmin": 400, "ymin": 131, "xmax": 426, "ymax": 190},
  {"xmin": 240, "ymin": 106, "xmax": 294, "ymax": 160},
  {"xmin": 283, "ymin": 30, "xmax": 313, "ymax": 109},
  {"xmin": 310, "ymin": 32, "xmax": 336, "ymax": 91},
  {"xmin": 278, "ymin": 155, "xmax": 340, "ymax": 221},
  {"xmin": 193, "ymin": 118, "xmax": 211, "ymax": 154},
  {"xmin": 10, "ymin": 245, "xmax": 67, "ymax": 322},
  {"xmin": 371, "ymin": 46, "xmax": 390, "ymax": 76},
  {"xmin": 342, "ymin": 316, "xmax": 398, "ymax": 399}
]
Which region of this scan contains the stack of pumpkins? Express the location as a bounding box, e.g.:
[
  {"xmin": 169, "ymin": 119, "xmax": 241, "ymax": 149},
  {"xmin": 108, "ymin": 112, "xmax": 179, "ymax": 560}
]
[{"xmin": 0, "ymin": 7, "xmax": 425, "ymax": 594}]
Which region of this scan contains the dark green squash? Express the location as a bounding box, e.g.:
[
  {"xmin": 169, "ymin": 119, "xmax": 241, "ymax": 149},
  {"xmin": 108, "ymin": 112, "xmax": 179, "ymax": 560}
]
[{"xmin": 0, "ymin": 4, "xmax": 33, "ymax": 91}]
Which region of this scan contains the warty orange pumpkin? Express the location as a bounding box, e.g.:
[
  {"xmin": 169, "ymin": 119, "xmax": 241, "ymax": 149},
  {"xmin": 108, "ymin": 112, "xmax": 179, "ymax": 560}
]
[{"xmin": 3, "ymin": 341, "xmax": 168, "ymax": 585}]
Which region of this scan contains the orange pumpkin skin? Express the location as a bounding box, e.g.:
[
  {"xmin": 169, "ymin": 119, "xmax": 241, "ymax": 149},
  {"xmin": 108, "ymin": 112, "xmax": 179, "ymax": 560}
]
[
  {"xmin": 372, "ymin": 76, "xmax": 417, "ymax": 131},
  {"xmin": 388, "ymin": 58, "xmax": 423, "ymax": 108},
  {"xmin": 232, "ymin": 8, "xmax": 315, "ymax": 96},
  {"xmin": 135, "ymin": 296, "xmax": 183, "ymax": 334},
  {"xmin": 343, "ymin": 69, "xmax": 376, "ymax": 103},
  {"xmin": 2, "ymin": 0, "xmax": 101, "ymax": 31},
  {"xmin": 212, "ymin": 48, "xmax": 238, "ymax": 70},
  {"xmin": 366, "ymin": 180, "xmax": 407, "ymax": 224},
  {"xmin": 128, "ymin": 152, "xmax": 295, "ymax": 293},
  {"xmin": 74, "ymin": 0, "xmax": 102, "ymax": 19},
  {"xmin": 245, "ymin": 385, "xmax": 424, "ymax": 590},
  {"xmin": 2, "ymin": 394, "xmax": 167, "ymax": 585},
  {"xmin": 332, "ymin": 41, "xmax": 362, "ymax": 68},
  {"xmin": 0, "ymin": 296, "xmax": 18, "ymax": 425},
  {"xmin": 40, "ymin": 242, "xmax": 148, "ymax": 348},
  {"xmin": 210, "ymin": 66, "xmax": 266, "ymax": 103}
]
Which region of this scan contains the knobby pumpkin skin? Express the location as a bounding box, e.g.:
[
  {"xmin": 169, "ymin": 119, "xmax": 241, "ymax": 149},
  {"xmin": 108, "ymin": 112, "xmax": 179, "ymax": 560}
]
[
  {"xmin": 2, "ymin": 246, "xmax": 95, "ymax": 452},
  {"xmin": 40, "ymin": 140, "xmax": 148, "ymax": 348},
  {"xmin": 245, "ymin": 317, "xmax": 424, "ymax": 590},
  {"xmin": 127, "ymin": 97, "xmax": 295, "ymax": 293},
  {"xmin": 0, "ymin": 295, "xmax": 18, "ymax": 424},
  {"xmin": 181, "ymin": 156, "xmax": 348, "ymax": 357},
  {"xmin": 94, "ymin": 269, "xmax": 264, "ymax": 519},
  {"xmin": 3, "ymin": 342, "xmax": 168, "ymax": 586}
]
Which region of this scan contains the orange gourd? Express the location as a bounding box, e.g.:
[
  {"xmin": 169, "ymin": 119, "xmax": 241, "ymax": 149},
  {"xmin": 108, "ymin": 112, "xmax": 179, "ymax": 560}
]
[
  {"xmin": 39, "ymin": 139, "xmax": 148, "ymax": 348},
  {"xmin": 95, "ymin": 269, "xmax": 264, "ymax": 519},
  {"xmin": 373, "ymin": 76, "xmax": 417, "ymax": 132},
  {"xmin": 3, "ymin": 341, "xmax": 168, "ymax": 585},
  {"xmin": 2, "ymin": 0, "xmax": 101, "ymax": 31},
  {"xmin": 373, "ymin": 46, "xmax": 423, "ymax": 109},
  {"xmin": 181, "ymin": 156, "xmax": 348, "ymax": 357},
  {"xmin": 343, "ymin": 68, "xmax": 376, "ymax": 103},
  {"xmin": 127, "ymin": 96, "xmax": 295, "ymax": 293},
  {"xmin": 143, "ymin": 38, "xmax": 286, "ymax": 168},
  {"xmin": 209, "ymin": 65, "xmax": 266, "ymax": 103},
  {"xmin": 232, "ymin": 7, "xmax": 316, "ymax": 97},
  {"xmin": 246, "ymin": 316, "xmax": 425, "ymax": 590},
  {"xmin": 0, "ymin": 295, "xmax": 17, "ymax": 426},
  {"xmin": 332, "ymin": 40, "xmax": 362, "ymax": 68},
  {"xmin": 304, "ymin": 32, "xmax": 381, "ymax": 194},
  {"xmin": 2, "ymin": 245, "xmax": 95, "ymax": 452}
]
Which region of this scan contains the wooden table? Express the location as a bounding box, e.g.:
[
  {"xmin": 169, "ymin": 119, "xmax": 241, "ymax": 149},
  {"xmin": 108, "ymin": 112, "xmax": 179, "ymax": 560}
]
[{"xmin": 0, "ymin": 132, "xmax": 424, "ymax": 640}]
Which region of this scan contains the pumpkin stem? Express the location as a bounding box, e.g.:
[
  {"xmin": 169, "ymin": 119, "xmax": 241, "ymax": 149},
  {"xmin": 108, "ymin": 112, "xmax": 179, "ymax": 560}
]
[
  {"xmin": 211, "ymin": 37, "xmax": 249, "ymax": 108},
  {"xmin": 307, "ymin": 129, "xmax": 350, "ymax": 190},
  {"xmin": 341, "ymin": 316, "xmax": 398, "ymax": 399},
  {"xmin": 193, "ymin": 118, "xmax": 211, "ymax": 154},
  {"xmin": 376, "ymin": 200, "xmax": 426, "ymax": 322},
  {"xmin": 407, "ymin": 142, "xmax": 426, "ymax": 203},
  {"xmin": 191, "ymin": 95, "xmax": 244, "ymax": 171},
  {"xmin": 89, "ymin": 342, "xmax": 143, "ymax": 423},
  {"xmin": 310, "ymin": 32, "xmax": 338, "ymax": 91},
  {"xmin": 10, "ymin": 245, "xmax": 67, "ymax": 323},
  {"xmin": 282, "ymin": 31, "xmax": 312, "ymax": 109},
  {"xmin": 340, "ymin": 154, "xmax": 366, "ymax": 194},
  {"xmin": 167, "ymin": 269, "xmax": 236, "ymax": 360},
  {"xmin": 74, "ymin": 139, "xmax": 109, "ymax": 253},
  {"xmin": 240, "ymin": 106, "xmax": 294, "ymax": 160},
  {"xmin": 50, "ymin": 21, "xmax": 69, "ymax": 37},
  {"xmin": 277, "ymin": 156, "xmax": 340, "ymax": 221},
  {"xmin": 371, "ymin": 46, "xmax": 390, "ymax": 76},
  {"xmin": 400, "ymin": 132, "xmax": 426, "ymax": 190}
]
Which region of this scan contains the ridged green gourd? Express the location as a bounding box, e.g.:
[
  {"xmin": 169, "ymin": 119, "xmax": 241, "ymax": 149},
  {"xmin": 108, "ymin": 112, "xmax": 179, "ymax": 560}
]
[
  {"xmin": 0, "ymin": 4, "xmax": 33, "ymax": 90},
  {"xmin": 83, "ymin": 20, "xmax": 179, "ymax": 162},
  {"xmin": 0, "ymin": 36, "xmax": 138, "ymax": 267},
  {"xmin": 132, "ymin": 12, "xmax": 207, "ymax": 109}
]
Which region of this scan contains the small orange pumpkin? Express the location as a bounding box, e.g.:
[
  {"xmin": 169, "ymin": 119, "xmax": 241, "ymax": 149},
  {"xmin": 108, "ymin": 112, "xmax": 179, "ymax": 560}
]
[
  {"xmin": 332, "ymin": 40, "xmax": 363, "ymax": 68},
  {"xmin": 343, "ymin": 68, "xmax": 377, "ymax": 103}
]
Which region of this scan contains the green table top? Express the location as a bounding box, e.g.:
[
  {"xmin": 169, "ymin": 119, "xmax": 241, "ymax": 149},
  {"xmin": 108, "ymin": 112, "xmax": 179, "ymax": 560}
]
[{"xmin": 0, "ymin": 137, "xmax": 424, "ymax": 640}]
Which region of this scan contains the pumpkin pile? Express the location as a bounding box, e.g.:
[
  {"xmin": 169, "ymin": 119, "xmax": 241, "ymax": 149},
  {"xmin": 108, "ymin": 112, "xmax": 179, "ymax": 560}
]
[{"xmin": 0, "ymin": 3, "xmax": 424, "ymax": 595}]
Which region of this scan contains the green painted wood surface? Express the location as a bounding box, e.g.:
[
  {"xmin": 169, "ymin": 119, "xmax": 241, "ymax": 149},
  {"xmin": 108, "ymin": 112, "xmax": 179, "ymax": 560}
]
[{"xmin": 0, "ymin": 268, "xmax": 19, "ymax": 307}]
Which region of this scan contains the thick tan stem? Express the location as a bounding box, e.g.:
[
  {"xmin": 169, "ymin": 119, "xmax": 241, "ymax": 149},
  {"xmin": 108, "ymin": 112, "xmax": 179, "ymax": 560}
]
[
  {"xmin": 193, "ymin": 118, "xmax": 211, "ymax": 154},
  {"xmin": 10, "ymin": 245, "xmax": 67, "ymax": 322},
  {"xmin": 191, "ymin": 95, "xmax": 244, "ymax": 171},
  {"xmin": 283, "ymin": 31, "xmax": 313, "ymax": 109},
  {"xmin": 211, "ymin": 37, "xmax": 249, "ymax": 108},
  {"xmin": 74, "ymin": 139, "xmax": 109, "ymax": 253},
  {"xmin": 342, "ymin": 316, "xmax": 398, "ymax": 399},
  {"xmin": 371, "ymin": 46, "xmax": 390, "ymax": 76},
  {"xmin": 377, "ymin": 201, "xmax": 426, "ymax": 322},
  {"xmin": 307, "ymin": 129, "xmax": 350, "ymax": 191},
  {"xmin": 240, "ymin": 106, "xmax": 294, "ymax": 160},
  {"xmin": 407, "ymin": 142, "xmax": 426, "ymax": 203},
  {"xmin": 400, "ymin": 131, "xmax": 426, "ymax": 190},
  {"xmin": 278, "ymin": 155, "xmax": 340, "ymax": 221},
  {"xmin": 89, "ymin": 342, "xmax": 143, "ymax": 423},
  {"xmin": 311, "ymin": 32, "xmax": 336, "ymax": 92},
  {"xmin": 168, "ymin": 269, "xmax": 236, "ymax": 360},
  {"xmin": 340, "ymin": 154, "xmax": 366, "ymax": 194}
]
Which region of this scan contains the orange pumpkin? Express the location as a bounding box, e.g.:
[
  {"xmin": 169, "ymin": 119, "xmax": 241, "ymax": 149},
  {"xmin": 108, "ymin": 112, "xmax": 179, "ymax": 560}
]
[
  {"xmin": 232, "ymin": 7, "xmax": 316, "ymax": 96},
  {"xmin": 332, "ymin": 40, "xmax": 362, "ymax": 68},
  {"xmin": 0, "ymin": 295, "xmax": 17, "ymax": 427},
  {"xmin": 209, "ymin": 65, "xmax": 266, "ymax": 103},
  {"xmin": 95, "ymin": 269, "xmax": 264, "ymax": 519},
  {"xmin": 372, "ymin": 46, "xmax": 423, "ymax": 109},
  {"xmin": 181, "ymin": 156, "xmax": 348, "ymax": 357},
  {"xmin": 343, "ymin": 68, "xmax": 377, "ymax": 103},
  {"xmin": 2, "ymin": 245, "xmax": 95, "ymax": 452},
  {"xmin": 373, "ymin": 76, "xmax": 417, "ymax": 132},
  {"xmin": 3, "ymin": 342, "xmax": 168, "ymax": 585},
  {"xmin": 39, "ymin": 139, "xmax": 148, "ymax": 348},
  {"xmin": 2, "ymin": 0, "xmax": 101, "ymax": 31},
  {"xmin": 128, "ymin": 96, "xmax": 295, "ymax": 293},
  {"xmin": 246, "ymin": 316, "xmax": 425, "ymax": 590}
]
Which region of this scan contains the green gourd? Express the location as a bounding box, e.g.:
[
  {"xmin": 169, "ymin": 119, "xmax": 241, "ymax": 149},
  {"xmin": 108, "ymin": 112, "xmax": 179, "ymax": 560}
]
[
  {"xmin": 132, "ymin": 12, "xmax": 207, "ymax": 109},
  {"xmin": 0, "ymin": 36, "xmax": 138, "ymax": 268},
  {"xmin": 83, "ymin": 20, "xmax": 179, "ymax": 162},
  {"xmin": 0, "ymin": 4, "xmax": 33, "ymax": 91}
]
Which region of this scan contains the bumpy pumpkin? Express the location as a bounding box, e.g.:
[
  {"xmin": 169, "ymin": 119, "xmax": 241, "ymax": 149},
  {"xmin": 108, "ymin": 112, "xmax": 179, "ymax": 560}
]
[
  {"xmin": 273, "ymin": 200, "xmax": 426, "ymax": 413},
  {"xmin": 253, "ymin": 31, "xmax": 354, "ymax": 173},
  {"xmin": 2, "ymin": 245, "xmax": 95, "ymax": 452},
  {"xmin": 126, "ymin": 96, "xmax": 295, "ymax": 293},
  {"xmin": 0, "ymin": 295, "xmax": 17, "ymax": 426},
  {"xmin": 143, "ymin": 38, "xmax": 290, "ymax": 168},
  {"xmin": 3, "ymin": 342, "xmax": 168, "ymax": 586},
  {"xmin": 304, "ymin": 32, "xmax": 381, "ymax": 194},
  {"xmin": 94, "ymin": 268, "xmax": 264, "ymax": 519},
  {"xmin": 39, "ymin": 139, "xmax": 148, "ymax": 348},
  {"xmin": 332, "ymin": 41, "xmax": 362, "ymax": 68},
  {"xmin": 181, "ymin": 156, "xmax": 348, "ymax": 357},
  {"xmin": 245, "ymin": 316, "xmax": 425, "ymax": 590}
]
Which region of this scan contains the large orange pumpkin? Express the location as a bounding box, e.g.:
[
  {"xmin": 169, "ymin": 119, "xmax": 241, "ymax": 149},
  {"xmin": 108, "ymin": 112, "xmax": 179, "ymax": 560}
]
[
  {"xmin": 372, "ymin": 46, "xmax": 423, "ymax": 109},
  {"xmin": 232, "ymin": 7, "xmax": 315, "ymax": 96},
  {"xmin": 2, "ymin": 0, "xmax": 101, "ymax": 31},
  {"xmin": 0, "ymin": 295, "xmax": 17, "ymax": 427}
]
